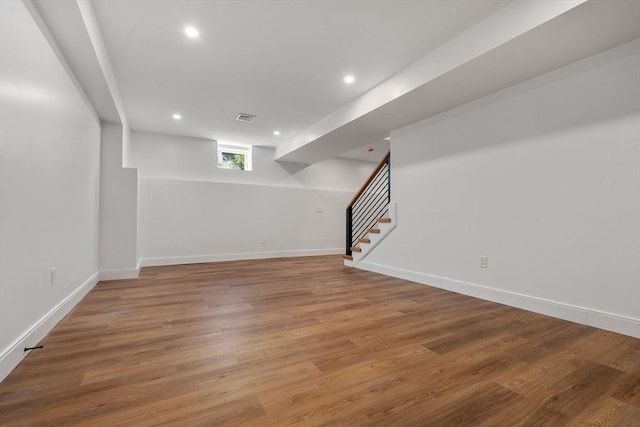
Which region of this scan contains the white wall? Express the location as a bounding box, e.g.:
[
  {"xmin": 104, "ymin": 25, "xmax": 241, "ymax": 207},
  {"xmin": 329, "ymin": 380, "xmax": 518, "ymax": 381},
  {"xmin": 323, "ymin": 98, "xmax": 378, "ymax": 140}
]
[
  {"xmin": 131, "ymin": 131, "xmax": 376, "ymax": 264},
  {"xmin": 364, "ymin": 40, "xmax": 640, "ymax": 337},
  {"xmin": 139, "ymin": 178, "xmax": 350, "ymax": 265},
  {"xmin": 0, "ymin": 0, "xmax": 101, "ymax": 380},
  {"xmin": 131, "ymin": 131, "xmax": 375, "ymax": 191},
  {"xmin": 98, "ymin": 122, "xmax": 139, "ymax": 279}
]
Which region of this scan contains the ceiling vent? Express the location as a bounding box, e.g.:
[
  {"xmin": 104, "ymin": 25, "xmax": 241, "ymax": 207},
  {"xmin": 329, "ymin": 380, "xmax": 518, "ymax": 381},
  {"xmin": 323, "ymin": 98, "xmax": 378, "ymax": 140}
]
[{"xmin": 236, "ymin": 113, "xmax": 256, "ymax": 123}]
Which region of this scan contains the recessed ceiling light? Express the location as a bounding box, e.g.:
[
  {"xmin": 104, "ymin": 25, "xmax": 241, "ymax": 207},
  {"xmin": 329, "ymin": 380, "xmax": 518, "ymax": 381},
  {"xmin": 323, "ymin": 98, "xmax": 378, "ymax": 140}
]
[
  {"xmin": 184, "ymin": 26, "xmax": 199, "ymax": 38},
  {"xmin": 273, "ymin": 130, "xmax": 280, "ymax": 136},
  {"xmin": 344, "ymin": 75, "xmax": 355, "ymax": 84},
  {"xmin": 172, "ymin": 113, "xmax": 182, "ymax": 120}
]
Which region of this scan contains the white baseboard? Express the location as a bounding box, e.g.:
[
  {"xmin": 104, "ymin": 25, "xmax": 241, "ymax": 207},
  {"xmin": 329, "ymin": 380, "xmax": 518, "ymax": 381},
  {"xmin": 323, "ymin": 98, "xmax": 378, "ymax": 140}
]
[
  {"xmin": 99, "ymin": 264, "xmax": 141, "ymax": 281},
  {"xmin": 358, "ymin": 261, "xmax": 640, "ymax": 339},
  {"xmin": 0, "ymin": 271, "xmax": 100, "ymax": 382},
  {"xmin": 140, "ymin": 248, "xmax": 343, "ymax": 267}
]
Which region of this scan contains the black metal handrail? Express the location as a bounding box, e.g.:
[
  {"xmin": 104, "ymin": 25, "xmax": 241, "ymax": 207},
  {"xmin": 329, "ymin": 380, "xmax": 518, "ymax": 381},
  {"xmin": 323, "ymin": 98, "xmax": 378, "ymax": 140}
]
[{"xmin": 346, "ymin": 152, "xmax": 390, "ymax": 256}]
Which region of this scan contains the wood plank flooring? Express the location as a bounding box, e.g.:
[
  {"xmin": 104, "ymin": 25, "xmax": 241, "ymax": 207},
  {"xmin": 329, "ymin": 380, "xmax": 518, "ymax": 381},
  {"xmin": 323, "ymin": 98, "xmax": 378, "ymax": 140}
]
[{"xmin": 1, "ymin": 255, "xmax": 638, "ymax": 426}]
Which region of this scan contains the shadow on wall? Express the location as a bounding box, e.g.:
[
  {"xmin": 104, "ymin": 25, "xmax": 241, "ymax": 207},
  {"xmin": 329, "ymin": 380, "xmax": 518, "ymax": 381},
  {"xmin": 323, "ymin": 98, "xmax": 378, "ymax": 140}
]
[
  {"xmin": 276, "ymin": 160, "xmax": 308, "ymax": 175},
  {"xmin": 391, "ymin": 40, "xmax": 640, "ymax": 166}
]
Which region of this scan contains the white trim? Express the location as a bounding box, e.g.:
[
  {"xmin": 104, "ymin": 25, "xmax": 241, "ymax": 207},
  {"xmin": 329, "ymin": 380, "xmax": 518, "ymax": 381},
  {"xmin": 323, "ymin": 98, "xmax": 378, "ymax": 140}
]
[
  {"xmin": 140, "ymin": 248, "xmax": 343, "ymax": 267},
  {"xmin": 99, "ymin": 265, "xmax": 140, "ymax": 281},
  {"xmin": 0, "ymin": 272, "xmax": 100, "ymax": 382},
  {"xmin": 358, "ymin": 261, "xmax": 640, "ymax": 339}
]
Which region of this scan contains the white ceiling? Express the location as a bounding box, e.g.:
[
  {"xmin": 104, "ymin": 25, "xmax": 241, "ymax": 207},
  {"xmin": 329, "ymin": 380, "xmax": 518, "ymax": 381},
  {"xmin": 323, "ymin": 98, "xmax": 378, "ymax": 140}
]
[
  {"xmin": 275, "ymin": 0, "xmax": 640, "ymax": 164},
  {"xmin": 338, "ymin": 139, "xmax": 390, "ymax": 163},
  {"xmin": 89, "ymin": 0, "xmax": 507, "ymax": 153},
  {"xmin": 31, "ymin": 0, "xmax": 640, "ymax": 165}
]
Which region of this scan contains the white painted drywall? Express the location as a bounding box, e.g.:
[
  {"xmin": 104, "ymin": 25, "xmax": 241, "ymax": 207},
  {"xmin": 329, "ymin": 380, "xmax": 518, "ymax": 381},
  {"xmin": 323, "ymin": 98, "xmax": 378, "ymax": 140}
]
[
  {"xmin": 139, "ymin": 178, "xmax": 351, "ymax": 264},
  {"xmin": 99, "ymin": 122, "xmax": 139, "ymax": 278},
  {"xmin": 130, "ymin": 132, "xmax": 374, "ymax": 263},
  {"xmin": 0, "ymin": 0, "xmax": 101, "ymax": 377},
  {"xmin": 275, "ymin": 0, "xmax": 590, "ymax": 162},
  {"xmin": 75, "ymin": 0, "xmax": 132, "ymax": 167},
  {"xmin": 130, "ymin": 131, "xmax": 374, "ymax": 263},
  {"xmin": 130, "ymin": 131, "xmax": 376, "ymax": 192},
  {"xmin": 364, "ymin": 40, "xmax": 640, "ymax": 336}
]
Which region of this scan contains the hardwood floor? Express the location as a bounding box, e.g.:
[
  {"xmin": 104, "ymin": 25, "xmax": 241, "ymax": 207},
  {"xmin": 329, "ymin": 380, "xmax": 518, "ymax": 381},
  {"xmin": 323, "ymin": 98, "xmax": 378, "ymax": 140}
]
[{"xmin": 1, "ymin": 255, "xmax": 638, "ymax": 426}]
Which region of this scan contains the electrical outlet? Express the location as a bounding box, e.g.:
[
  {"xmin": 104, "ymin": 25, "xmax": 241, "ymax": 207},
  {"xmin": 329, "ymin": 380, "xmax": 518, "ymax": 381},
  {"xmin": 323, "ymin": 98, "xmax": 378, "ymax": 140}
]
[
  {"xmin": 50, "ymin": 267, "xmax": 56, "ymax": 285},
  {"xmin": 479, "ymin": 256, "xmax": 488, "ymax": 268}
]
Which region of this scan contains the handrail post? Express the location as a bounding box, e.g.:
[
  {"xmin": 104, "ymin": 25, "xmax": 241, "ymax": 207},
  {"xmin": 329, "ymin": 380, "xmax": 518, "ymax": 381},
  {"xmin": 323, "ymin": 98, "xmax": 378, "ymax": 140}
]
[
  {"xmin": 387, "ymin": 153, "xmax": 391, "ymax": 204},
  {"xmin": 346, "ymin": 206, "xmax": 353, "ymax": 256}
]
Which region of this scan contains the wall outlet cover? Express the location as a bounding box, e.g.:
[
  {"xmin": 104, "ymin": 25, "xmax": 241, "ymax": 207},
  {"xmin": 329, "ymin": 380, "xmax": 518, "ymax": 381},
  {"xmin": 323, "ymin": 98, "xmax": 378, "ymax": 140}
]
[{"xmin": 480, "ymin": 256, "xmax": 488, "ymax": 268}]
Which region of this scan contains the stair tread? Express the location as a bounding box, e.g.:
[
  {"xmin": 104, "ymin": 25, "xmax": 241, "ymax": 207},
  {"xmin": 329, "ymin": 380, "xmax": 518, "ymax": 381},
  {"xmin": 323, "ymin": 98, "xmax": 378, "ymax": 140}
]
[
  {"xmin": 351, "ymin": 246, "xmax": 362, "ymax": 252},
  {"xmin": 342, "ymin": 255, "xmax": 353, "ymax": 261},
  {"xmin": 377, "ymin": 218, "xmax": 391, "ymax": 223},
  {"xmin": 368, "ymin": 228, "xmax": 380, "ymax": 233},
  {"xmin": 358, "ymin": 238, "xmax": 370, "ymax": 243}
]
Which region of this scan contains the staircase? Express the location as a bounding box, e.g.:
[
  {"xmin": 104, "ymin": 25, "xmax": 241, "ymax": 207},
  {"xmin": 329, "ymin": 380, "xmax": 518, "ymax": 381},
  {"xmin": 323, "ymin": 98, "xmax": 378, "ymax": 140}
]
[
  {"xmin": 344, "ymin": 152, "xmax": 396, "ymax": 266},
  {"xmin": 343, "ymin": 202, "xmax": 396, "ymax": 266}
]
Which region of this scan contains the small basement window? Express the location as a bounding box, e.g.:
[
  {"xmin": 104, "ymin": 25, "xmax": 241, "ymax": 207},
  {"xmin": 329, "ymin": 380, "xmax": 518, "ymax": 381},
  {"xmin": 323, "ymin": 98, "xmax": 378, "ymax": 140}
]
[{"xmin": 217, "ymin": 143, "xmax": 252, "ymax": 171}]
